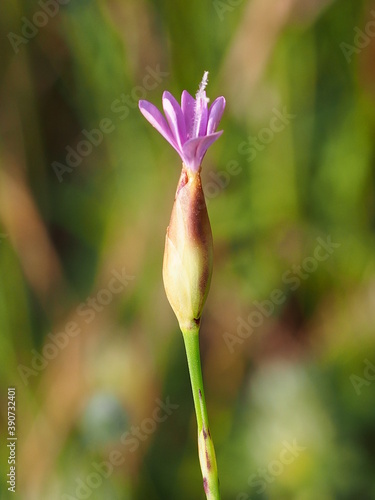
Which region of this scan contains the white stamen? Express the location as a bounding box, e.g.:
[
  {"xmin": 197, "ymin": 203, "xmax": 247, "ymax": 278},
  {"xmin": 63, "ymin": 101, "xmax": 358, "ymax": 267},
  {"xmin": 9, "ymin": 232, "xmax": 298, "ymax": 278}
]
[
  {"xmin": 196, "ymin": 71, "xmax": 210, "ymax": 102},
  {"xmin": 192, "ymin": 71, "xmax": 210, "ymax": 138}
]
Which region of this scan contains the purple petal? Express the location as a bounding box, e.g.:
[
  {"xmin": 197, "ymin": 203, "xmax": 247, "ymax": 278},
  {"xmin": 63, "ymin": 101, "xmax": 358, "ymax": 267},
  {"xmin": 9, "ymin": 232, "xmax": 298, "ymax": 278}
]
[
  {"xmin": 181, "ymin": 90, "xmax": 196, "ymax": 139},
  {"xmin": 207, "ymin": 97, "xmax": 226, "ymax": 135},
  {"xmin": 139, "ymin": 100, "xmax": 179, "ymax": 152},
  {"xmin": 162, "ymin": 91, "xmax": 187, "ymax": 149},
  {"xmin": 182, "ymin": 131, "xmax": 223, "ymax": 172}
]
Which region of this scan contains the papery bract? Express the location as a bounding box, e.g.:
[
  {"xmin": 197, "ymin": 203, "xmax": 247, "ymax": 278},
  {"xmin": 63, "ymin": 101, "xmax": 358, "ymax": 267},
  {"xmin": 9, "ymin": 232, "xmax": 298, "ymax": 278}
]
[{"xmin": 162, "ymin": 165, "xmax": 213, "ymax": 331}]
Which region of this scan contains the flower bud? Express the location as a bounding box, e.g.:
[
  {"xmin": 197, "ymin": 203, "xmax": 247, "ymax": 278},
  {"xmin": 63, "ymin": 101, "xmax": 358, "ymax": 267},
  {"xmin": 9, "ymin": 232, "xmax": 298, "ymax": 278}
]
[{"xmin": 163, "ymin": 165, "xmax": 213, "ymax": 332}]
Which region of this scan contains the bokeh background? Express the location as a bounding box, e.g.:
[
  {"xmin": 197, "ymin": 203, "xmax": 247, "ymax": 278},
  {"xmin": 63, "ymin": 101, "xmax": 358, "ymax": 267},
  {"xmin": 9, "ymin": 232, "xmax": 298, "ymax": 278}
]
[{"xmin": 1, "ymin": 0, "xmax": 375, "ymax": 499}]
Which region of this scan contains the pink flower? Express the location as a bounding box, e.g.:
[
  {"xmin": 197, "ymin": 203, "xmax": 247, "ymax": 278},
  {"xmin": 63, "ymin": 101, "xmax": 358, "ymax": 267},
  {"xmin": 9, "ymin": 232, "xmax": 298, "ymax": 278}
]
[{"xmin": 138, "ymin": 72, "xmax": 225, "ymax": 172}]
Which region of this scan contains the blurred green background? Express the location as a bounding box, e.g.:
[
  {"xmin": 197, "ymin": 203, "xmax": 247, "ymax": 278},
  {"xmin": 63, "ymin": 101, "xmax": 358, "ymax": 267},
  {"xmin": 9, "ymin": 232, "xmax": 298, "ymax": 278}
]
[{"xmin": 1, "ymin": 0, "xmax": 375, "ymax": 499}]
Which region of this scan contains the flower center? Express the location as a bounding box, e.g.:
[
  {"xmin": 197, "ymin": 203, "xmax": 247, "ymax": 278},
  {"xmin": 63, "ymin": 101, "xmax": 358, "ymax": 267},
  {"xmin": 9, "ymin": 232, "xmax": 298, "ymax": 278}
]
[{"xmin": 192, "ymin": 71, "xmax": 210, "ymax": 138}]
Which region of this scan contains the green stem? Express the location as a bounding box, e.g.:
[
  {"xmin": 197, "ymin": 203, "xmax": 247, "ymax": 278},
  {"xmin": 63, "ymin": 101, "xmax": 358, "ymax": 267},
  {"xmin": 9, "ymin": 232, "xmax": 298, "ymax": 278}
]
[
  {"xmin": 182, "ymin": 326, "xmax": 207, "ymax": 431},
  {"xmin": 182, "ymin": 325, "xmax": 220, "ymax": 500}
]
